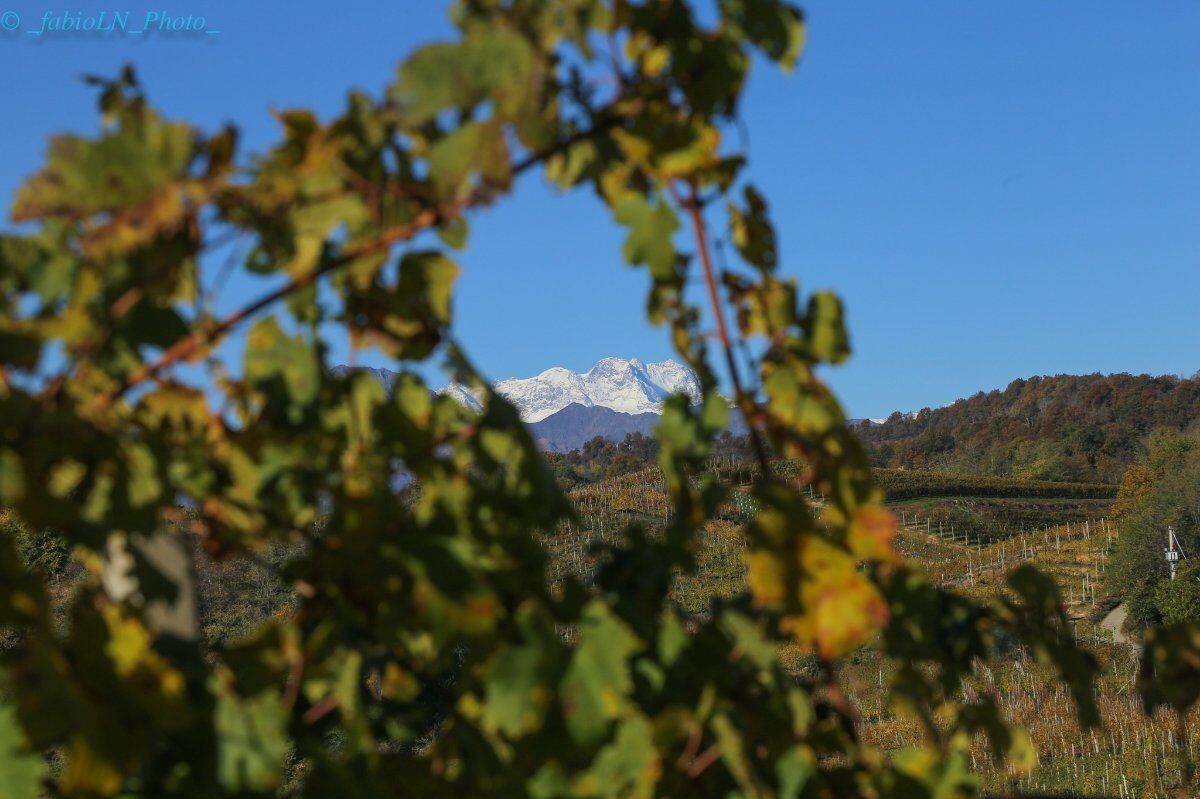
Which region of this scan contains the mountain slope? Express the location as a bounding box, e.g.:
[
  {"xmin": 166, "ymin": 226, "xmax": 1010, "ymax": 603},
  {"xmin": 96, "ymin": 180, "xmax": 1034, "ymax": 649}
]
[
  {"xmin": 858, "ymin": 373, "xmax": 1200, "ymax": 483},
  {"xmin": 528, "ymin": 404, "xmax": 662, "ymax": 453}
]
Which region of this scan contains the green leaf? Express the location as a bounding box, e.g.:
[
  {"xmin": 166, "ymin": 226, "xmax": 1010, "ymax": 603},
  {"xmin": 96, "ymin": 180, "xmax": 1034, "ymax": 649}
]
[
  {"xmin": 0, "ymin": 449, "xmax": 26, "ymax": 504},
  {"xmin": 721, "ymin": 0, "xmax": 806, "ymax": 71},
  {"xmin": 560, "ymin": 601, "xmax": 640, "ymax": 746},
  {"xmin": 802, "ymin": 291, "xmax": 850, "ymax": 364},
  {"xmin": 0, "ymin": 704, "xmax": 44, "ymax": 799},
  {"xmin": 1003, "ymin": 565, "xmax": 1100, "ymax": 727},
  {"xmin": 762, "ymin": 364, "xmax": 843, "ymax": 436},
  {"xmin": 12, "ymin": 110, "xmax": 196, "ymax": 223},
  {"xmin": 244, "ymin": 316, "xmax": 320, "ymax": 407},
  {"xmin": 478, "ymin": 609, "xmax": 558, "ymax": 738},
  {"xmin": 427, "ymin": 120, "xmax": 511, "ymax": 198},
  {"xmin": 215, "ymin": 687, "xmax": 290, "ymax": 793},
  {"xmin": 573, "ymin": 716, "xmax": 659, "ymax": 798},
  {"xmin": 776, "ymin": 746, "xmax": 816, "ymax": 799},
  {"xmin": 347, "ymin": 250, "xmax": 459, "ymax": 360},
  {"xmin": 437, "ymin": 217, "xmax": 469, "ymax": 250},
  {"xmin": 122, "ymin": 441, "xmax": 162, "ymax": 509},
  {"xmin": 1139, "ymin": 623, "xmax": 1200, "ymax": 715},
  {"xmin": 613, "ymin": 194, "xmax": 679, "ymax": 282},
  {"xmin": 729, "ymin": 185, "xmax": 777, "ymax": 272},
  {"xmin": 393, "ymin": 25, "xmax": 537, "ymax": 125}
]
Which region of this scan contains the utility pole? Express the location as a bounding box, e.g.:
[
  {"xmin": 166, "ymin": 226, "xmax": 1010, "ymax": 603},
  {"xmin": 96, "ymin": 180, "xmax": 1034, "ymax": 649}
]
[{"xmin": 1166, "ymin": 526, "xmax": 1185, "ymax": 581}]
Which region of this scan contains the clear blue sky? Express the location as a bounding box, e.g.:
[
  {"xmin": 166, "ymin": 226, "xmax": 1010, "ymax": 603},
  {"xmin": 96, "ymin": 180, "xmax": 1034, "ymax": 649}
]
[{"xmin": 1, "ymin": 2, "xmax": 1197, "ymax": 418}]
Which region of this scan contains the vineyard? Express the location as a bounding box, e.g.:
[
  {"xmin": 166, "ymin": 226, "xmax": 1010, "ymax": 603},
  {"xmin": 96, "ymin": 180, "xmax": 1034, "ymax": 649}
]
[
  {"xmin": 872, "ymin": 468, "xmax": 1117, "ymax": 502},
  {"xmin": 544, "ymin": 461, "xmax": 1199, "ymax": 797}
]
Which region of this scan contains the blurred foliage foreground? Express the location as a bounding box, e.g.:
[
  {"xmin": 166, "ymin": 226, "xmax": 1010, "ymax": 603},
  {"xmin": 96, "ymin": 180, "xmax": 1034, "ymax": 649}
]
[{"xmin": 0, "ymin": 1, "xmax": 1197, "ymax": 796}]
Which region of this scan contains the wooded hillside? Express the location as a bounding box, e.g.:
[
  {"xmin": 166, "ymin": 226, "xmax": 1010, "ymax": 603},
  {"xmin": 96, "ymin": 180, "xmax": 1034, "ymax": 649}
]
[{"xmin": 858, "ymin": 373, "xmax": 1200, "ymax": 482}]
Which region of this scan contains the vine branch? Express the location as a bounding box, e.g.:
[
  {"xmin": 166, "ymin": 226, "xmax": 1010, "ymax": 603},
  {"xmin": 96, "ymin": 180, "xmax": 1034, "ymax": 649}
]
[
  {"xmin": 677, "ymin": 184, "xmax": 772, "ymax": 477},
  {"xmin": 95, "ymin": 120, "xmax": 618, "ymax": 410}
]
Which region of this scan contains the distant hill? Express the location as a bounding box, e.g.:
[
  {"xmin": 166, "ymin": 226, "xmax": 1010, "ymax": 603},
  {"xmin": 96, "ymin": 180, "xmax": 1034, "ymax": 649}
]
[
  {"xmin": 857, "ymin": 373, "xmax": 1200, "ymax": 483},
  {"xmin": 529, "ymin": 402, "xmax": 750, "ymax": 453},
  {"xmin": 529, "ymin": 404, "xmax": 662, "ymax": 453}
]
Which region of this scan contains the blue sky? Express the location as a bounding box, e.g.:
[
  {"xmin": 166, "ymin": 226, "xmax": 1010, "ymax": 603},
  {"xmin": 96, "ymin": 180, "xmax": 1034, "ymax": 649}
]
[{"xmin": 1, "ymin": 1, "xmax": 1197, "ymax": 418}]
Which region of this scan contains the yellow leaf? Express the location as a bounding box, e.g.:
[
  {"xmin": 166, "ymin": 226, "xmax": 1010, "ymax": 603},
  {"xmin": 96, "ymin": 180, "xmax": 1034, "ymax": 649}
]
[
  {"xmin": 60, "ymin": 736, "xmax": 124, "ymax": 797},
  {"xmin": 847, "ymin": 505, "xmax": 899, "ymax": 563},
  {"xmin": 745, "ymin": 550, "xmax": 786, "ymax": 606},
  {"xmin": 750, "ymin": 535, "xmax": 889, "ymax": 659}
]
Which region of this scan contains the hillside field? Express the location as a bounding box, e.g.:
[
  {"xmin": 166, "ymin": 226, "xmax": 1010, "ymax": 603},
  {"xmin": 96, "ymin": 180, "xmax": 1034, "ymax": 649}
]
[{"xmin": 546, "ymin": 462, "xmax": 1195, "ymax": 798}]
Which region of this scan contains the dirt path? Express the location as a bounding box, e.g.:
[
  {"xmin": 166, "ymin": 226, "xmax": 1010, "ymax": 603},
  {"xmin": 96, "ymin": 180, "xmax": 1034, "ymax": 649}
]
[{"xmin": 1100, "ymin": 604, "xmax": 1132, "ymax": 645}]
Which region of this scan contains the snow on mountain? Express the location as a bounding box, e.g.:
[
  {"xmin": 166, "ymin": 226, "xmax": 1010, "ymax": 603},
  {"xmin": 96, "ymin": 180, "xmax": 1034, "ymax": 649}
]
[
  {"xmin": 513, "ymin": 357, "xmax": 701, "ymax": 422},
  {"xmin": 339, "ymin": 358, "xmax": 704, "ymax": 423},
  {"xmin": 494, "ymin": 366, "xmax": 594, "ymax": 422},
  {"xmin": 643, "ymin": 359, "xmax": 702, "ymax": 402},
  {"xmin": 443, "ymin": 357, "xmax": 701, "ymax": 423},
  {"xmin": 574, "ymin": 357, "xmax": 668, "ymax": 420}
]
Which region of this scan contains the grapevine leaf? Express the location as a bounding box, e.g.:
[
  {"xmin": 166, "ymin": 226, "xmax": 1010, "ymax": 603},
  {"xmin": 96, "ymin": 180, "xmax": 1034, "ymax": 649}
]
[
  {"xmin": 0, "ymin": 704, "xmax": 43, "ymax": 799},
  {"xmin": 244, "ymin": 316, "xmax": 320, "ymax": 407},
  {"xmin": 1139, "ymin": 622, "xmax": 1200, "ymax": 715},
  {"xmin": 614, "ymin": 194, "xmax": 679, "ymax": 282},
  {"xmin": 560, "ymin": 602, "xmax": 640, "ymax": 746},
  {"xmin": 215, "ymin": 687, "xmax": 290, "ymax": 793}
]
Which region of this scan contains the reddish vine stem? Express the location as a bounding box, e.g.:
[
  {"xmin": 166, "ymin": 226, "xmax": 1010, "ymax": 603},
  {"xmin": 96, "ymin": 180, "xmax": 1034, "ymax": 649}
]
[
  {"xmin": 99, "ymin": 207, "xmax": 439, "ymax": 410},
  {"xmin": 679, "ymin": 184, "xmax": 865, "ymax": 753},
  {"xmin": 685, "ymin": 744, "xmax": 723, "ymax": 778},
  {"xmin": 678, "ymin": 185, "xmax": 772, "ymax": 478},
  {"xmin": 301, "ymin": 695, "xmax": 338, "ymax": 725}
]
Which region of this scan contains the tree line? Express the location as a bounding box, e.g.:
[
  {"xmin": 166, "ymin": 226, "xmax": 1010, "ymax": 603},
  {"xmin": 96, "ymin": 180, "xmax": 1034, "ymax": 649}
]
[{"xmin": 857, "ymin": 373, "xmax": 1200, "ymax": 483}]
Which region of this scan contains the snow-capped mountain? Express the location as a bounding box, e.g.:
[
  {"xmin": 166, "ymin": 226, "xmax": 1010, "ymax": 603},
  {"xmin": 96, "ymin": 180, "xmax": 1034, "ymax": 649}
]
[
  {"xmin": 489, "ymin": 357, "xmax": 701, "ymax": 422},
  {"xmin": 493, "ymin": 367, "xmax": 591, "ymax": 423},
  {"xmin": 337, "ymin": 357, "xmax": 700, "ymax": 423}
]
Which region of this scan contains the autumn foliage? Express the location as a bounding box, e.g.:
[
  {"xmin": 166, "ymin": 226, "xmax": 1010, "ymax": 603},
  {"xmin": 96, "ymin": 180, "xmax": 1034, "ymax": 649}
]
[{"xmin": 0, "ymin": 2, "xmax": 1194, "ymax": 797}]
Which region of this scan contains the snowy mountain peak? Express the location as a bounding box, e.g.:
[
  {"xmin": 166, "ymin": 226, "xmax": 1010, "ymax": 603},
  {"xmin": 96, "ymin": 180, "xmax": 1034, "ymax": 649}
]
[
  {"xmin": 643, "ymin": 360, "xmax": 701, "ymax": 401},
  {"xmin": 342, "ymin": 358, "xmax": 702, "ymax": 424},
  {"xmin": 499, "ymin": 356, "xmax": 699, "ymax": 422},
  {"xmin": 484, "ymin": 357, "xmax": 700, "ymax": 422}
]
